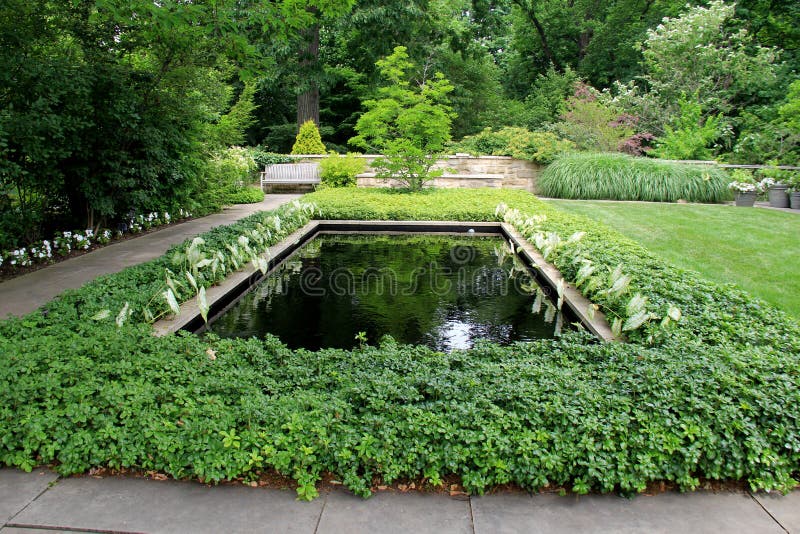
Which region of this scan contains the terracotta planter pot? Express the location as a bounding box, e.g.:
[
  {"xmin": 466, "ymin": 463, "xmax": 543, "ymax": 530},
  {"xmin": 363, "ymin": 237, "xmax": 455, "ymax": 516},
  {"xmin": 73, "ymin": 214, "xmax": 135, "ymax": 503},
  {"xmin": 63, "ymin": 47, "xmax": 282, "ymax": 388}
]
[
  {"xmin": 735, "ymin": 191, "xmax": 757, "ymax": 207},
  {"xmin": 768, "ymin": 185, "xmax": 790, "ymax": 208}
]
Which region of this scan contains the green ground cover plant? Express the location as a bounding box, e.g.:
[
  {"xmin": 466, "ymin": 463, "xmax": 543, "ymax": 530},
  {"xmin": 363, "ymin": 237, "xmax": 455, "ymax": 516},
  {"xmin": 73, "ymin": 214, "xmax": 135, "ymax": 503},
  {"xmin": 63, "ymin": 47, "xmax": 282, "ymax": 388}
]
[
  {"xmin": 1, "ymin": 189, "xmax": 799, "ymax": 501},
  {"xmin": 545, "ymin": 199, "xmax": 800, "ymax": 318},
  {"xmin": 223, "ymin": 186, "xmax": 265, "ymax": 204},
  {"xmin": 539, "ymin": 153, "xmax": 731, "ymax": 203}
]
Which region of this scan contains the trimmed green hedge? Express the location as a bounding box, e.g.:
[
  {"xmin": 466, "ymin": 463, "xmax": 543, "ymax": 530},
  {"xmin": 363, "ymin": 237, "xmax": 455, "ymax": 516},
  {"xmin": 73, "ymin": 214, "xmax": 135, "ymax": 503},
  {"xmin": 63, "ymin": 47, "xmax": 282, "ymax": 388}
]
[
  {"xmin": 224, "ymin": 186, "xmax": 265, "ymax": 204},
  {"xmin": 1, "ymin": 188, "xmax": 799, "ymax": 500},
  {"xmin": 539, "ymin": 152, "xmax": 731, "ymax": 203}
]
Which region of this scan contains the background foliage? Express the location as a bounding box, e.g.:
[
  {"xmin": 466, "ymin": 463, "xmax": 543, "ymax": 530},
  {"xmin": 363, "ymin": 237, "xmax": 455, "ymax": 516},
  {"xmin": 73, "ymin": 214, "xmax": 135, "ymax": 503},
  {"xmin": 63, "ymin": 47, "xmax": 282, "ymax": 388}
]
[{"xmin": 3, "ymin": 0, "xmax": 800, "ymax": 248}]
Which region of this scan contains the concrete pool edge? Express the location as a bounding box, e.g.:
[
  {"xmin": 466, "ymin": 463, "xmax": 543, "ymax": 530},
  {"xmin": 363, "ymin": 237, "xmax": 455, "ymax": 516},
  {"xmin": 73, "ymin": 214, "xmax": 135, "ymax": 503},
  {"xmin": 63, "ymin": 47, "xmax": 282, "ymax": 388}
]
[{"xmin": 152, "ymin": 220, "xmax": 618, "ymax": 342}]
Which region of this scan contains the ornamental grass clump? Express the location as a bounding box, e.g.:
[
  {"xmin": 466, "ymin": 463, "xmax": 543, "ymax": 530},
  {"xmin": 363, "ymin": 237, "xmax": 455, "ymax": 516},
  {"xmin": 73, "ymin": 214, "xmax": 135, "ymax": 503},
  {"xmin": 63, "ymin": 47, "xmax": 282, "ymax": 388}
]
[{"xmin": 539, "ymin": 152, "xmax": 731, "ymax": 202}]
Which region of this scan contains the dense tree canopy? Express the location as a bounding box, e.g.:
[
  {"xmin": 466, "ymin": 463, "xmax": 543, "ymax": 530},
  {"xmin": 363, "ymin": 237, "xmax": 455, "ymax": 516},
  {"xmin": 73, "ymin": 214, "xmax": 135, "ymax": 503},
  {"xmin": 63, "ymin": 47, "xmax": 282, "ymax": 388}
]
[{"xmin": 1, "ymin": 0, "xmax": 799, "ymax": 249}]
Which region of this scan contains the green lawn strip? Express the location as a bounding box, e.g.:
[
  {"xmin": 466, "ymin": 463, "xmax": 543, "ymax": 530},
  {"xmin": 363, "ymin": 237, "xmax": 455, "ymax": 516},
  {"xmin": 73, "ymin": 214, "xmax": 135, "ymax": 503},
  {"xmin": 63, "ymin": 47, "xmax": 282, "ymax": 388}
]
[
  {"xmin": 546, "ymin": 200, "xmax": 800, "ymax": 318},
  {"xmin": 1, "ymin": 188, "xmax": 799, "ymax": 500}
]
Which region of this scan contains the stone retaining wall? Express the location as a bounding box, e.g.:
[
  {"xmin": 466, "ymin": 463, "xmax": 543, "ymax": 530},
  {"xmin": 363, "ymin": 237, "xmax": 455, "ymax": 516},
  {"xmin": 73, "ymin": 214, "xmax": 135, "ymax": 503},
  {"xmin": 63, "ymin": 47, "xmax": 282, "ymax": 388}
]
[{"xmin": 294, "ymin": 154, "xmax": 543, "ymax": 193}]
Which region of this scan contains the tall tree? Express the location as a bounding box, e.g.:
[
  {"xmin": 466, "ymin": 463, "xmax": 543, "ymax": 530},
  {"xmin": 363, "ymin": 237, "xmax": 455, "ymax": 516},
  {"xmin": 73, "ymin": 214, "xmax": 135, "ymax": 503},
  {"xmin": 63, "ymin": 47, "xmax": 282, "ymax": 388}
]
[
  {"xmin": 292, "ymin": 0, "xmax": 357, "ymax": 129},
  {"xmin": 508, "ymin": 0, "xmax": 685, "ymax": 88}
]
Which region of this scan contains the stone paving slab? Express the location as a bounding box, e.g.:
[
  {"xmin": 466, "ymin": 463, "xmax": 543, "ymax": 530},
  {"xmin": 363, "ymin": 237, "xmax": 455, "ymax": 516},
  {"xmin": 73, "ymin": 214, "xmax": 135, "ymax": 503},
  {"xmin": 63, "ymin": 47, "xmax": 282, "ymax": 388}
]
[
  {"xmin": 316, "ymin": 489, "xmax": 472, "ymax": 534},
  {"xmin": 1, "ymin": 528, "xmax": 94, "ymax": 533},
  {"xmin": 2, "ymin": 470, "xmax": 795, "ymax": 534},
  {"xmin": 0, "ymin": 468, "xmax": 59, "ymax": 525},
  {"xmin": 471, "ymin": 491, "xmax": 785, "ymax": 534},
  {"xmin": 10, "ymin": 476, "xmax": 323, "ymax": 534},
  {"xmin": 753, "ymin": 492, "xmax": 800, "ymax": 533},
  {"xmin": 0, "ymin": 195, "xmax": 300, "ymax": 318}
]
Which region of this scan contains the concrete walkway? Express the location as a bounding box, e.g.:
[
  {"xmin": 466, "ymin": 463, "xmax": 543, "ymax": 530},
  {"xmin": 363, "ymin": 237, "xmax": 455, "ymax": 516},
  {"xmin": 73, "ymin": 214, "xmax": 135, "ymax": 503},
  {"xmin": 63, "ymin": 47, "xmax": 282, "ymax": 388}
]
[
  {"xmin": 1, "ymin": 468, "xmax": 798, "ymax": 533},
  {"xmin": 0, "ymin": 195, "xmax": 300, "ymax": 318}
]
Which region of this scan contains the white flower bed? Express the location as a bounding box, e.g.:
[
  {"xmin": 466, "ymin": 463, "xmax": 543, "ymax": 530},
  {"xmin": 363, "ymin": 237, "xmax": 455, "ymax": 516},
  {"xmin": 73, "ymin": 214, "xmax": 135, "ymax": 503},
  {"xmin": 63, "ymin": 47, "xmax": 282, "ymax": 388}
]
[{"xmin": 0, "ymin": 210, "xmax": 191, "ymax": 271}]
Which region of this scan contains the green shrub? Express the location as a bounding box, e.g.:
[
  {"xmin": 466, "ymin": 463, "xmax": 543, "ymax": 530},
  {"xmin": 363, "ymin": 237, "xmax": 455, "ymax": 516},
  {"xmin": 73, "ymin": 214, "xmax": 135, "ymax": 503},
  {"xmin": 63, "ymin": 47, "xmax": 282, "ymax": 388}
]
[
  {"xmin": 291, "ymin": 120, "xmax": 326, "ymax": 155},
  {"xmin": 757, "ymin": 163, "xmax": 796, "ymax": 186},
  {"xmin": 224, "ymin": 186, "xmax": 265, "ymax": 204},
  {"xmin": 539, "ymin": 152, "xmax": 731, "ymax": 202},
  {"xmin": 250, "ymin": 147, "xmax": 293, "ymax": 168},
  {"xmin": 549, "ymin": 84, "xmax": 634, "ymax": 152},
  {"xmin": 194, "ymin": 146, "xmax": 257, "ymax": 212},
  {"xmin": 451, "ymin": 127, "xmax": 574, "ymax": 164},
  {"xmin": 1, "ymin": 188, "xmax": 799, "ymax": 501},
  {"xmin": 318, "ymin": 152, "xmax": 366, "ymax": 188},
  {"xmin": 651, "ymin": 97, "xmax": 721, "ymax": 160}
]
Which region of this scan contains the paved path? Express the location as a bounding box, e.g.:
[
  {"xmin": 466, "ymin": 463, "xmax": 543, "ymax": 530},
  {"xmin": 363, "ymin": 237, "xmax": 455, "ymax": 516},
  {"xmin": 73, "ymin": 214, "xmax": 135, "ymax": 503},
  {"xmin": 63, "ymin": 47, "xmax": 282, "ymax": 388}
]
[
  {"xmin": 0, "ymin": 468, "xmax": 797, "ymax": 533},
  {"xmin": 0, "ymin": 195, "xmax": 300, "ymax": 318}
]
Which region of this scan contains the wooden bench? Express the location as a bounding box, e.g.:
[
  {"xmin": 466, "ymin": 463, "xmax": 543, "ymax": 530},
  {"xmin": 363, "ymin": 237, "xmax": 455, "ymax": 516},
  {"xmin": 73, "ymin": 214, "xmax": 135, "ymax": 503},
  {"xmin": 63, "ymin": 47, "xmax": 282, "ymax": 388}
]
[{"xmin": 260, "ymin": 163, "xmax": 320, "ymax": 191}]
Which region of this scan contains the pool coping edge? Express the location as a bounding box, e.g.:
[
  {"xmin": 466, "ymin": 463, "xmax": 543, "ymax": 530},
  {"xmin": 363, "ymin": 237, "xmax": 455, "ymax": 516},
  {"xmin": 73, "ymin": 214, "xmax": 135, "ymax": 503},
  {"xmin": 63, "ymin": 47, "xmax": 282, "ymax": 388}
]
[{"xmin": 152, "ymin": 220, "xmax": 618, "ymax": 342}]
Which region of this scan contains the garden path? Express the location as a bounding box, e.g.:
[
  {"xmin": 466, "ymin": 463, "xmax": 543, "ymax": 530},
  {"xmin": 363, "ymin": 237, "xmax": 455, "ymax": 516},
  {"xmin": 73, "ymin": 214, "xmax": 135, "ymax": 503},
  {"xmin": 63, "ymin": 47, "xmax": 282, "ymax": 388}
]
[
  {"xmin": 1, "ymin": 468, "xmax": 797, "ymax": 533},
  {"xmin": 0, "ymin": 195, "xmax": 300, "ymax": 318}
]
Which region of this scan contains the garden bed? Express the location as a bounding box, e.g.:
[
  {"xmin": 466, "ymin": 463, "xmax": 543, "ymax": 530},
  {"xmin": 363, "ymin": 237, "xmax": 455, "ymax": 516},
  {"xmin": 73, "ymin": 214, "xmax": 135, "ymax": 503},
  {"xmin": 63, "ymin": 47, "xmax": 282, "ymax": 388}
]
[
  {"xmin": 1, "ymin": 189, "xmax": 798, "ymax": 500},
  {"xmin": 0, "ymin": 213, "xmax": 196, "ymax": 283}
]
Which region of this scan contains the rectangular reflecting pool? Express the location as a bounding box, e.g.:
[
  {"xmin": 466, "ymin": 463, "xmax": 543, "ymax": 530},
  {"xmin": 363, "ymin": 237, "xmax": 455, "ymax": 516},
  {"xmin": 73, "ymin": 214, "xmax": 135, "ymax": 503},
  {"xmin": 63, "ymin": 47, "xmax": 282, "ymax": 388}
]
[{"xmin": 206, "ymin": 233, "xmax": 577, "ymax": 351}]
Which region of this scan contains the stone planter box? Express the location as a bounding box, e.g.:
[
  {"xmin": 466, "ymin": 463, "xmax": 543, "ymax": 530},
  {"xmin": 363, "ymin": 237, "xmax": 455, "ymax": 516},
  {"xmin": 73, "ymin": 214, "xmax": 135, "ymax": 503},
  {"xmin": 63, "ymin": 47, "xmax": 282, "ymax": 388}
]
[
  {"xmin": 735, "ymin": 191, "xmax": 757, "ymax": 207},
  {"xmin": 768, "ymin": 184, "xmax": 790, "ymax": 208}
]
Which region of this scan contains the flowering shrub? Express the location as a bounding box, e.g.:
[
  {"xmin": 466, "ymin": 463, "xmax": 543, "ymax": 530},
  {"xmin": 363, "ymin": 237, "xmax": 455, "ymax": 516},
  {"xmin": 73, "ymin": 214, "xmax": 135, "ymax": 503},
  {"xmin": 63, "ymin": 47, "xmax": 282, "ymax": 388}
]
[
  {"xmin": 728, "ymin": 168, "xmax": 761, "ymax": 194},
  {"xmin": 729, "ymin": 181, "xmax": 760, "ymax": 193},
  {"xmin": 0, "ymin": 210, "xmax": 192, "ymax": 272}
]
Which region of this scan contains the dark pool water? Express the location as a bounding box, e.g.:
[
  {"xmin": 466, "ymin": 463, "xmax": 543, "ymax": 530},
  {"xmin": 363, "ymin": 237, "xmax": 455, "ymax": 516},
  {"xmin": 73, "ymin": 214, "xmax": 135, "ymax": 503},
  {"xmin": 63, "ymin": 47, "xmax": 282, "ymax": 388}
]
[{"xmin": 208, "ymin": 234, "xmax": 573, "ymax": 351}]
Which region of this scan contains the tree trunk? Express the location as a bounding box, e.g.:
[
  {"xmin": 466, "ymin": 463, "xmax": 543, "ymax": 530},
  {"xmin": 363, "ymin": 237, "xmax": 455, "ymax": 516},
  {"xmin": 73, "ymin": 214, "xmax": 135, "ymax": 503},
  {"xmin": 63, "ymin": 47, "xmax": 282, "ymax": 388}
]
[
  {"xmin": 297, "ymin": 85, "xmax": 319, "ymax": 128},
  {"xmin": 297, "ymin": 24, "xmax": 320, "ymax": 129}
]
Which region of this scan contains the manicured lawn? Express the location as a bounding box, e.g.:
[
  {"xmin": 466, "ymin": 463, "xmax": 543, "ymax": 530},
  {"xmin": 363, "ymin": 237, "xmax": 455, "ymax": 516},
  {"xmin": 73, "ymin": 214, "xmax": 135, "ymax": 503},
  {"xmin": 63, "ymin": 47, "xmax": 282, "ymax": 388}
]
[{"xmin": 546, "ymin": 200, "xmax": 800, "ymax": 318}]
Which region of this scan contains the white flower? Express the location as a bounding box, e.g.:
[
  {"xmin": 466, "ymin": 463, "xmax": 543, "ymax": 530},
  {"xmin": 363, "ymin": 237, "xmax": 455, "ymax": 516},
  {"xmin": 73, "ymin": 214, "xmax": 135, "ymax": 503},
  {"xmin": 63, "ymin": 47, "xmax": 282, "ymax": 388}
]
[
  {"xmin": 729, "ymin": 181, "xmax": 758, "ymax": 193},
  {"xmin": 63, "ymin": 231, "xmax": 72, "ymax": 238}
]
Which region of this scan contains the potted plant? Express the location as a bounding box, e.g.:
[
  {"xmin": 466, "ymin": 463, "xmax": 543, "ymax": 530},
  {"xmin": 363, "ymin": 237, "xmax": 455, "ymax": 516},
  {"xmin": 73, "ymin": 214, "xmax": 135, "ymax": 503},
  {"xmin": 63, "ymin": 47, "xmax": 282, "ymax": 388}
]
[
  {"xmin": 728, "ymin": 169, "xmax": 760, "ymax": 207},
  {"xmin": 787, "ymin": 173, "xmax": 800, "ymax": 210},
  {"xmin": 758, "ymin": 165, "xmax": 790, "ymax": 208}
]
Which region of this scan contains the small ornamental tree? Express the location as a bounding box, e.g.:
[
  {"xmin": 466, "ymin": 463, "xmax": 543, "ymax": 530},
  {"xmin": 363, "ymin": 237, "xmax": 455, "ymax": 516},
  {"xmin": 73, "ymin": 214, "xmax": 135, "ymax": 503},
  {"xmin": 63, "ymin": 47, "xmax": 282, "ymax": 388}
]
[
  {"xmin": 350, "ymin": 46, "xmax": 456, "ymax": 191},
  {"xmin": 291, "ymin": 120, "xmax": 326, "ymax": 155}
]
